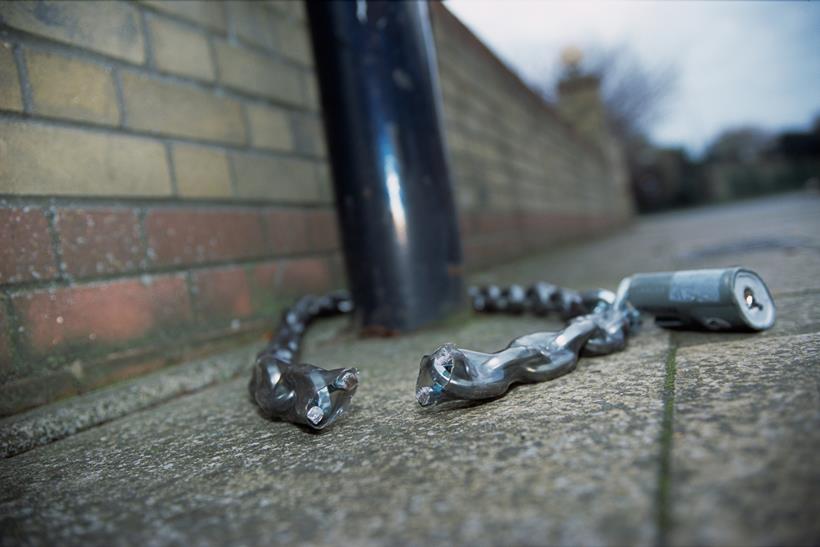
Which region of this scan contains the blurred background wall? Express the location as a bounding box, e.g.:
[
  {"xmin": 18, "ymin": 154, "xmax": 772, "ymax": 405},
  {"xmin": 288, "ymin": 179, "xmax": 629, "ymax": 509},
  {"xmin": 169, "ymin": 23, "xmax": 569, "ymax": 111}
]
[
  {"xmin": 430, "ymin": 4, "xmax": 632, "ymax": 269},
  {"xmin": 0, "ymin": 0, "xmax": 630, "ymax": 415}
]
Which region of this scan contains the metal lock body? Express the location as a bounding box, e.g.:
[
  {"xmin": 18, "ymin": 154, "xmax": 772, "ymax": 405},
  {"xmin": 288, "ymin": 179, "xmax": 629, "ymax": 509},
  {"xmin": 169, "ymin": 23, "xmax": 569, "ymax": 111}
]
[{"xmin": 626, "ymin": 268, "xmax": 775, "ymax": 331}]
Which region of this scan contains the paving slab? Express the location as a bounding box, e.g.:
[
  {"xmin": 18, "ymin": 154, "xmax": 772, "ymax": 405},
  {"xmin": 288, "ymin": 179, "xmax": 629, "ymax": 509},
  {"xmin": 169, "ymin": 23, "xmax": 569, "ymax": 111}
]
[
  {"xmin": 480, "ymin": 193, "xmax": 820, "ymax": 296},
  {"xmin": 670, "ymin": 332, "xmax": 820, "ymax": 546},
  {"xmin": 0, "ymin": 345, "xmax": 260, "ymax": 459},
  {"xmin": 672, "ymin": 289, "xmax": 820, "ymax": 348},
  {"xmin": 1, "ymin": 193, "xmax": 819, "ymax": 546},
  {"xmin": 0, "ymin": 316, "xmax": 671, "ymax": 546}
]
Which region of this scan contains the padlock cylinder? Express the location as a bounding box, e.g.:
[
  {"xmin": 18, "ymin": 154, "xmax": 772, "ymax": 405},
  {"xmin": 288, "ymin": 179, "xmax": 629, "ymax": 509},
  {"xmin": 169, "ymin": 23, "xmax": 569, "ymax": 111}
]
[{"xmin": 626, "ymin": 268, "xmax": 775, "ymax": 331}]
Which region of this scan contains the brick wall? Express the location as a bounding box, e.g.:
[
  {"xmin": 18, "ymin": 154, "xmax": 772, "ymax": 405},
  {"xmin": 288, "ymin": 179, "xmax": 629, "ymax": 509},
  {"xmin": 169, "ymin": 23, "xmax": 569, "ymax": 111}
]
[
  {"xmin": 430, "ymin": 4, "xmax": 632, "ymax": 270},
  {"xmin": 0, "ymin": 1, "xmax": 631, "ymax": 416},
  {"xmin": 0, "ymin": 0, "xmax": 341, "ymax": 415}
]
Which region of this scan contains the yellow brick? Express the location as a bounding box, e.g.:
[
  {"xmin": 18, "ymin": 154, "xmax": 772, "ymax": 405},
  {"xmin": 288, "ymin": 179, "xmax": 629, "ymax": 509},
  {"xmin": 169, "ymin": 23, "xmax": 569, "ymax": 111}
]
[
  {"xmin": 0, "ymin": 1, "xmax": 145, "ymax": 63},
  {"xmin": 267, "ymin": 1, "xmax": 305, "ymax": 21},
  {"xmin": 213, "ymin": 39, "xmax": 302, "ymax": 105},
  {"xmin": 172, "ymin": 144, "xmax": 232, "ymax": 198},
  {"xmin": 231, "ymin": 152, "xmax": 320, "ymax": 202},
  {"xmin": 246, "ymin": 104, "xmax": 293, "ymax": 151},
  {"xmin": 227, "ymin": 1, "xmax": 277, "ymax": 51},
  {"xmin": 141, "ymin": 0, "xmax": 226, "ymax": 33},
  {"xmin": 121, "ymin": 72, "xmax": 245, "ymax": 144},
  {"xmin": 0, "ymin": 120, "xmax": 172, "ymax": 196},
  {"xmin": 291, "ymin": 114, "xmax": 326, "ymax": 157},
  {"xmin": 314, "ymin": 162, "xmax": 334, "ymax": 204},
  {"xmin": 304, "ymin": 74, "xmax": 321, "ymax": 111},
  {"xmin": 454, "ymin": 183, "xmax": 479, "ymax": 210},
  {"xmin": 25, "ymin": 49, "xmax": 119, "ymax": 125},
  {"xmin": 147, "ymin": 15, "xmax": 214, "ymax": 82},
  {"xmin": 276, "ymin": 20, "xmax": 313, "ymax": 66},
  {"xmin": 0, "ymin": 43, "xmax": 22, "ymax": 112}
]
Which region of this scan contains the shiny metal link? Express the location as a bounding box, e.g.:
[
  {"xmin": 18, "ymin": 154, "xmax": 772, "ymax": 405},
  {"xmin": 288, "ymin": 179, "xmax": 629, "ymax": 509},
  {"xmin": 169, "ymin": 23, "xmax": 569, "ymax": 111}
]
[
  {"xmin": 249, "ymin": 291, "xmax": 359, "ymax": 430},
  {"xmin": 416, "ymin": 280, "xmax": 640, "ymax": 407},
  {"xmin": 469, "ymin": 283, "xmax": 615, "ymax": 319}
]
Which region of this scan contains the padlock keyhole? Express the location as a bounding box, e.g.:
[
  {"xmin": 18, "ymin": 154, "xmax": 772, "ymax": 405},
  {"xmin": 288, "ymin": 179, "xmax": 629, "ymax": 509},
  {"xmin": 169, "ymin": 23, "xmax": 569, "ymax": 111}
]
[{"xmin": 744, "ymin": 287, "xmax": 763, "ymax": 311}]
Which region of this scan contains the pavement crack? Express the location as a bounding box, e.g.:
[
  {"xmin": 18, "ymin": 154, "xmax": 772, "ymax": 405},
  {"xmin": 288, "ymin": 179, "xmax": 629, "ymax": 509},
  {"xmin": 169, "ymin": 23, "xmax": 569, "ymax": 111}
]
[{"xmin": 655, "ymin": 343, "xmax": 678, "ymax": 547}]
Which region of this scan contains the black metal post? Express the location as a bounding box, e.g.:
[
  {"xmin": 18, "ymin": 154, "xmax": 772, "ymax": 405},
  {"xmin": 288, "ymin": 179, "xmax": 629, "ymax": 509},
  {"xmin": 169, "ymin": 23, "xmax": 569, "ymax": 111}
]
[{"xmin": 307, "ymin": 0, "xmax": 463, "ymax": 332}]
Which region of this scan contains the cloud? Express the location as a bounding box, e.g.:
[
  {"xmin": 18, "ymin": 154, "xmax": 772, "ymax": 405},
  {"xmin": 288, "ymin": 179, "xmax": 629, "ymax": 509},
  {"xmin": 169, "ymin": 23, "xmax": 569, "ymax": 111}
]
[{"xmin": 444, "ymin": 0, "xmax": 820, "ymax": 154}]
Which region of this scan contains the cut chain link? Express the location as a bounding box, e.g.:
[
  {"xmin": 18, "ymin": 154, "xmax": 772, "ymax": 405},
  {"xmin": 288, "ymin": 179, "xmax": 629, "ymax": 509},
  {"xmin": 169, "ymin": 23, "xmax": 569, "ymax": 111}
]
[
  {"xmin": 415, "ymin": 281, "xmax": 641, "ymax": 407},
  {"xmin": 249, "ymin": 292, "xmax": 358, "ymax": 430}
]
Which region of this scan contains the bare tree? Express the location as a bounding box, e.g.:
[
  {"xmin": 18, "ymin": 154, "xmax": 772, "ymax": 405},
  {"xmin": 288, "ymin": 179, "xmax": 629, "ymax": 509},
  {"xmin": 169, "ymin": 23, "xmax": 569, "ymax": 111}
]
[
  {"xmin": 587, "ymin": 45, "xmax": 677, "ymax": 141},
  {"xmin": 538, "ymin": 44, "xmax": 676, "ymax": 142}
]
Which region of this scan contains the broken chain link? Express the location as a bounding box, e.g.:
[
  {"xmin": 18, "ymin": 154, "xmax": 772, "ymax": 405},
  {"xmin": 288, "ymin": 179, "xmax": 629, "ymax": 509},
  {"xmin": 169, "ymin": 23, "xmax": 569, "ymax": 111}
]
[{"xmin": 249, "ymin": 291, "xmax": 359, "ymax": 430}]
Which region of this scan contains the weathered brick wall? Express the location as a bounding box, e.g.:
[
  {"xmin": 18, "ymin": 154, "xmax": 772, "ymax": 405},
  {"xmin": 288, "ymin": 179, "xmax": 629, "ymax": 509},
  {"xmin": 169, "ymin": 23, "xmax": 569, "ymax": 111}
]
[
  {"xmin": 0, "ymin": 0, "xmax": 340, "ymax": 415},
  {"xmin": 0, "ymin": 1, "xmax": 631, "ymax": 416},
  {"xmin": 430, "ymin": 4, "xmax": 632, "ymax": 270}
]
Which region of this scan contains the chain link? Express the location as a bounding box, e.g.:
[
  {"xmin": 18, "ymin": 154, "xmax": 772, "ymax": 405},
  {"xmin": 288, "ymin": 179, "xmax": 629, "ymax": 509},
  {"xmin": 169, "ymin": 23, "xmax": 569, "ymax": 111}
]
[
  {"xmin": 249, "ymin": 291, "xmax": 358, "ymax": 430},
  {"xmin": 250, "ymin": 281, "xmax": 641, "ymax": 424},
  {"xmin": 416, "ymin": 281, "xmax": 640, "ymax": 407}
]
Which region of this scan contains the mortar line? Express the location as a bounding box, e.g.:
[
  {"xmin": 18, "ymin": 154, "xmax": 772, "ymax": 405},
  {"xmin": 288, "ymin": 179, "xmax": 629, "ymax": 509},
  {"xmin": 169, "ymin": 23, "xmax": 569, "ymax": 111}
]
[
  {"xmin": 0, "ymin": 24, "xmax": 317, "ymax": 106},
  {"xmin": 111, "ymin": 68, "xmax": 128, "ymax": 128},
  {"xmin": 0, "ymin": 287, "xmax": 24, "ymax": 380},
  {"xmin": 655, "ymin": 343, "xmax": 678, "ymax": 547},
  {"xmin": 206, "ymin": 34, "xmax": 222, "ymax": 83},
  {"xmin": 0, "ymin": 110, "xmax": 327, "ymax": 162},
  {"xmin": 239, "ymin": 102, "xmax": 253, "ymax": 147},
  {"xmin": 132, "ymin": 0, "xmax": 227, "ymax": 37},
  {"xmin": 184, "ymin": 270, "xmax": 200, "ymax": 321},
  {"xmin": 0, "ymin": 192, "xmax": 335, "ymax": 211},
  {"xmin": 139, "ymin": 9, "xmax": 155, "ymax": 70},
  {"xmin": 163, "ymin": 140, "xmax": 180, "ymax": 196},
  {"xmin": 134, "ymin": 204, "xmax": 153, "ymax": 272},
  {"xmin": 43, "ymin": 200, "xmax": 68, "ymax": 281},
  {"xmin": 0, "ymin": 248, "xmax": 341, "ymax": 294},
  {"xmin": 11, "ymin": 43, "xmax": 34, "ymax": 113},
  {"xmin": 226, "ymin": 151, "xmax": 242, "ymax": 198}
]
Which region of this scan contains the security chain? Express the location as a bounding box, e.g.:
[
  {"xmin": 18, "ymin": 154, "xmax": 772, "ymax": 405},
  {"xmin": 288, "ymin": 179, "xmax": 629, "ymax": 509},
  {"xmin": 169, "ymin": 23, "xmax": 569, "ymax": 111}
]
[{"xmin": 415, "ymin": 281, "xmax": 641, "ymax": 407}]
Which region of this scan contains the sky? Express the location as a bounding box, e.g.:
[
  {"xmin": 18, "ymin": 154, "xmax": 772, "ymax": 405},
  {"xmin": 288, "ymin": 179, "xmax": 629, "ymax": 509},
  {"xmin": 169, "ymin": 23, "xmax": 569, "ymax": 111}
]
[{"xmin": 444, "ymin": 0, "xmax": 820, "ymax": 156}]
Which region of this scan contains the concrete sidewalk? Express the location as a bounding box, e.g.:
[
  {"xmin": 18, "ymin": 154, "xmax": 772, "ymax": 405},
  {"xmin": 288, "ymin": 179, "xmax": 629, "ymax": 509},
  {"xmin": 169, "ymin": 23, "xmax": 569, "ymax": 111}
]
[{"xmin": 1, "ymin": 193, "xmax": 819, "ymax": 546}]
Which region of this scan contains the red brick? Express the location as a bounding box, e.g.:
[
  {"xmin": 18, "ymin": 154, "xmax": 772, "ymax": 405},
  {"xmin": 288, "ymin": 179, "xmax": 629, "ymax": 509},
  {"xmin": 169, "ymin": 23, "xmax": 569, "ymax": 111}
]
[
  {"xmin": 475, "ymin": 214, "xmax": 495, "ymax": 235},
  {"xmin": 144, "ymin": 208, "xmax": 268, "ymax": 266},
  {"xmin": 56, "ymin": 208, "xmax": 146, "ymax": 278},
  {"xmin": 248, "ymin": 261, "xmax": 279, "ymax": 314},
  {"xmin": 0, "ymin": 207, "xmax": 59, "ymax": 284},
  {"xmin": 263, "ymin": 208, "xmax": 340, "ymax": 256},
  {"xmin": 279, "ymin": 257, "xmax": 332, "ymax": 294},
  {"xmin": 305, "ymin": 209, "xmax": 340, "ymax": 252},
  {"xmin": 263, "ymin": 208, "xmax": 311, "ymax": 255},
  {"xmin": 192, "ymin": 266, "xmax": 253, "ymax": 322},
  {"xmin": 250, "ymin": 261, "xmax": 278, "ymax": 292},
  {"xmin": 476, "ymin": 212, "xmax": 520, "ymax": 235},
  {"xmin": 327, "ymin": 253, "xmax": 348, "ymax": 289},
  {"xmin": 12, "ymin": 275, "xmax": 192, "ymax": 356},
  {"xmin": 458, "ymin": 212, "xmax": 476, "ymax": 239},
  {"xmin": 519, "ymin": 212, "xmax": 579, "ymax": 248},
  {"xmin": 463, "ymin": 238, "xmax": 490, "ymax": 271},
  {"xmin": 463, "ymin": 234, "xmax": 525, "ymax": 271}
]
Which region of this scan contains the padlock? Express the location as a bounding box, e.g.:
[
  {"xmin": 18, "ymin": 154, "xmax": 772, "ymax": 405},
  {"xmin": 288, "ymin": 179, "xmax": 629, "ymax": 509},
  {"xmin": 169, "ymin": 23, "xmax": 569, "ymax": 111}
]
[{"xmin": 626, "ymin": 268, "xmax": 775, "ymax": 331}]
